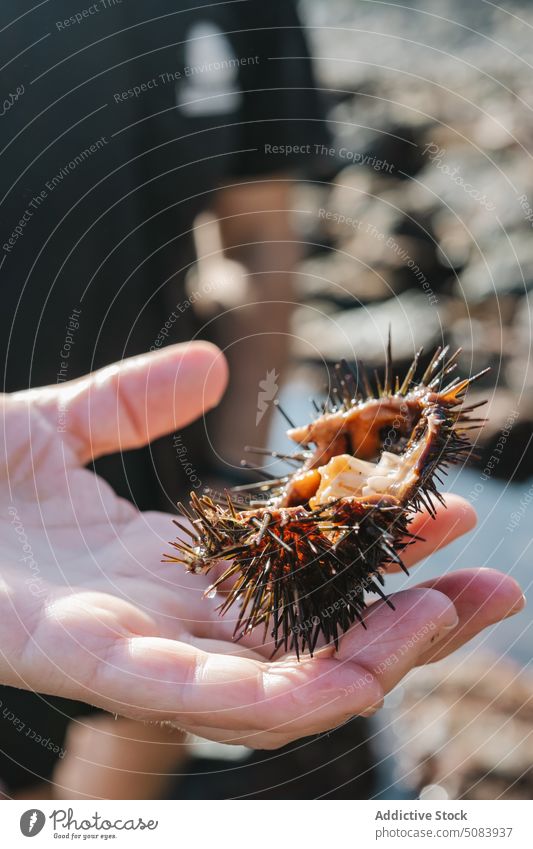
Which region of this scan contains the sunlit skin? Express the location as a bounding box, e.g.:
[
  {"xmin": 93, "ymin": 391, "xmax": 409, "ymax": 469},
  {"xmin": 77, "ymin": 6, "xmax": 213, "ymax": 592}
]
[{"xmin": 0, "ymin": 342, "xmax": 525, "ymax": 750}]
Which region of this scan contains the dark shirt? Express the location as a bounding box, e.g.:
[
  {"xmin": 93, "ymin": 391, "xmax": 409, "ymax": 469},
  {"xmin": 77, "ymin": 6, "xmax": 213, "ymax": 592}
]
[{"xmin": 1, "ymin": 0, "xmax": 330, "ymax": 510}]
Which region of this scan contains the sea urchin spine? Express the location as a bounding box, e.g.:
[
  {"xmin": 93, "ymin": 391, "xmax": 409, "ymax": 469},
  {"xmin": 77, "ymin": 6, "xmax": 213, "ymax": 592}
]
[{"xmin": 164, "ymin": 344, "xmax": 487, "ymax": 658}]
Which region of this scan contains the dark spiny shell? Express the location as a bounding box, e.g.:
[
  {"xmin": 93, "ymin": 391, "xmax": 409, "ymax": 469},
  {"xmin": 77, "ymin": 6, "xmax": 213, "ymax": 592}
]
[{"xmin": 164, "ymin": 344, "xmax": 487, "ymax": 657}]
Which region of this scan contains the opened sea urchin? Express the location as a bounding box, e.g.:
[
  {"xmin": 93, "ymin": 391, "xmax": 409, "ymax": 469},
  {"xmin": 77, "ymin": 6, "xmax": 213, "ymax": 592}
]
[{"xmin": 165, "ymin": 344, "xmax": 486, "ymax": 657}]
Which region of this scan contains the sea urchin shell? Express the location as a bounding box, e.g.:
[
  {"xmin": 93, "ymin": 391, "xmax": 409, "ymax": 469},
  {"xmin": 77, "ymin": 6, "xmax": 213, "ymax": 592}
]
[{"xmin": 165, "ymin": 343, "xmax": 487, "ymax": 658}]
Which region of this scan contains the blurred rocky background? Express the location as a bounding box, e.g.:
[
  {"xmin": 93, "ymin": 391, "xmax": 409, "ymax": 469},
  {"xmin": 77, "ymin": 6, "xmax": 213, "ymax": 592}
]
[{"xmin": 288, "ymin": 0, "xmax": 533, "ymax": 481}]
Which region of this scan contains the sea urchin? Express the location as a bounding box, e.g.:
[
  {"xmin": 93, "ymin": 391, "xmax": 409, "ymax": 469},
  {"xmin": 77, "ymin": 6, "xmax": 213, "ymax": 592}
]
[{"xmin": 165, "ymin": 343, "xmax": 487, "ymax": 658}]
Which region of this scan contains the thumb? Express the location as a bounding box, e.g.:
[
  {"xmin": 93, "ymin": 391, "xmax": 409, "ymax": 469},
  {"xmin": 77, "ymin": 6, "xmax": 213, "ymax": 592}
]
[{"xmin": 38, "ymin": 341, "xmax": 228, "ymax": 463}]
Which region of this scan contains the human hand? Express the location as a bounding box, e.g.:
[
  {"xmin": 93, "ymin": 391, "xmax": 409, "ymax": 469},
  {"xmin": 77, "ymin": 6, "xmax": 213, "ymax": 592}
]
[{"xmin": 0, "ymin": 343, "xmax": 524, "ymax": 749}]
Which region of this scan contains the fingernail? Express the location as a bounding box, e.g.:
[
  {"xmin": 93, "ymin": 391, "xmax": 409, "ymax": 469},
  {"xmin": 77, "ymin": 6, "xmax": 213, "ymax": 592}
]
[{"xmin": 442, "ymin": 615, "xmax": 460, "ymax": 631}]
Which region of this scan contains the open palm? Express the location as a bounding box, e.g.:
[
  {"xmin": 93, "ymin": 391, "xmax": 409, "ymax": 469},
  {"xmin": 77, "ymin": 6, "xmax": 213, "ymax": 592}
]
[{"xmin": 0, "ymin": 342, "xmax": 524, "ymax": 749}]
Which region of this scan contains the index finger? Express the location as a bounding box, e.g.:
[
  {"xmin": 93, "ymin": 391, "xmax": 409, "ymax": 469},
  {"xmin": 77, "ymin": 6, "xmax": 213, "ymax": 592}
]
[{"xmin": 34, "ymin": 341, "xmax": 228, "ymax": 464}]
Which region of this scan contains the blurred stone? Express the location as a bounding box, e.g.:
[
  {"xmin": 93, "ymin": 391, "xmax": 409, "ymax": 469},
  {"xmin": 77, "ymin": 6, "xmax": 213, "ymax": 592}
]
[
  {"xmin": 458, "ymin": 232, "xmax": 533, "ymax": 301},
  {"xmin": 468, "ymin": 388, "xmax": 533, "ymax": 481},
  {"xmin": 327, "ymin": 169, "xmax": 399, "ymax": 234},
  {"xmin": 297, "ymin": 255, "xmax": 395, "ymax": 303}
]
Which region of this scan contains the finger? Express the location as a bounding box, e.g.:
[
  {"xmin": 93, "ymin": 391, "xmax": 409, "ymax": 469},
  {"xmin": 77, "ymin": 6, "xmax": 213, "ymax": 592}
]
[
  {"xmin": 337, "ymin": 587, "xmax": 459, "ymax": 694},
  {"xmin": 90, "ymin": 587, "xmax": 457, "ymax": 734},
  {"xmin": 90, "ymin": 636, "xmax": 385, "ymax": 735},
  {"xmin": 35, "ymin": 341, "xmax": 228, "ymax": 463},
  {"xmin": 413, "ymin": 568, "xmax": 525, "ymax": 665},
  {"xmin": 392, "ymin": 493, "xmax": 477, "ymax": 572},
  {"xmin": 192, "ymin": 493, "xmax": 475, "ymax": 661},
  {"xmin": 53, "ymin": 714, "xmax": 187, "ymax": 800}
]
